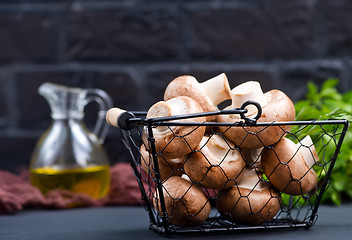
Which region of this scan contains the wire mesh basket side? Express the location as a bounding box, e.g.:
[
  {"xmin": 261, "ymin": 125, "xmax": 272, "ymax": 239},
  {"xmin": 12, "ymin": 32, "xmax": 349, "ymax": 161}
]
[{"xmin": 119, "ymin": 119, "xmax": 348, "ymax": 235}]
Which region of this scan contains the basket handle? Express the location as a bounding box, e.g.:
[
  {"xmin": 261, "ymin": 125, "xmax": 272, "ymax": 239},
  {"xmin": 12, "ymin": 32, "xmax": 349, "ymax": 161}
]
[
  {"xmin": 106, "ymin": 108, "xmax": 147, "ymax": 130},
  {"xmin": 106, "ymin": 107, "xmax": 133, "ymax": 130},
  {"xmin": 106, "ymin": 107, "xmax": 125, "ymax": 127},
  {"xmin": 106, "ymin": 101, "xmax": 262, "ymax": 130}
]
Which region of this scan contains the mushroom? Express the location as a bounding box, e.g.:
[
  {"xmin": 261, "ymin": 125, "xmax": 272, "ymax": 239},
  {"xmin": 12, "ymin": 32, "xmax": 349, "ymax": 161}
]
[
  {"xmin": 241, "ymin": 147, "xmax": 263, "ymax": 169},
  {"xmin": 216, "ymin": 167, "xmax": 281, "ymax": 226},
  {"xmin": 143, "ymin": 96, "xmax": 206, "ymax": 159},
  {"xmin": 140, "ymin": 144, "xmax": 184, "ymax": 182},
  {"xmin": 154, "ymin": 176, "xmax": 211, "ymax": 226},
  {"xmin": 261, "ymin": 135, "xmax": 318, "ymax": 196},
  {"xmin": 217, "ymin": 81, "xmax": 295, "ymax": 149},
  {"xmin": 183, "ymin": 134, "xmax": 245, "ymax": 189},
  {"xmin": 164, "ymin": 73, "xmax": 231, "ymax": 122}
]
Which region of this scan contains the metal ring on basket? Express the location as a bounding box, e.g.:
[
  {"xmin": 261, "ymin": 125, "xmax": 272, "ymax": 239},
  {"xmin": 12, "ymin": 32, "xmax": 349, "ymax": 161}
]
[{"xmin": 240, "ymin": 100, "xmax": 262, "ymax": 125}]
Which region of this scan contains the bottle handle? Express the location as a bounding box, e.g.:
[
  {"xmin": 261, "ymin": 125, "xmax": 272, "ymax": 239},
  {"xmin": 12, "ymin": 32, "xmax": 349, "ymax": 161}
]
[{"xmin": 85, "ymin": 89, "xmax": 113, "ymax": 144}]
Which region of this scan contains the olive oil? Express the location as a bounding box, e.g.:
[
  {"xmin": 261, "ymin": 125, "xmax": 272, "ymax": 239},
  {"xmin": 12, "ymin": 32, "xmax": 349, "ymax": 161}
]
[{"xmin": 30, "ymin": 165, "xmax": 110, "ymax": 199}]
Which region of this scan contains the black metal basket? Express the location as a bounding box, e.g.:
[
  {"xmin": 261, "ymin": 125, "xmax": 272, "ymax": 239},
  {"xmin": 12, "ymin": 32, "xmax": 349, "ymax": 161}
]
[{"xmin": 114, "ymin": 102, "xmax": 349, "ymax": 235}]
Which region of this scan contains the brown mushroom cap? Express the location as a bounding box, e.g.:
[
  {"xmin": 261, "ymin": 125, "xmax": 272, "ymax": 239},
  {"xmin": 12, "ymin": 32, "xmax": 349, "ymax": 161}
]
[
  {"xmin": 140, "ymin": 144, "xmax": 184, "ymax": 181},
  {"xmin": 164, "ymin": 74, "xmax": 231, "ymax": 122},
  {"xmin": 183, "ymin": 135, "xmax": 245, "ymax": 189},
  {"xmin": 218, "ymin": 88, "xmax": 295, "ymax": 149},
  {"xmin": 241, "ymin": 147, "xmax": 263, "ymax": 169},
  {"xmin": 216, "ymin": 168, "xmax": 281, "ymax": 225},
  {"xmin": 261, "ymin": 136, "xmax": 318, "ymax": 196},
  {"xmin": 143, "ymin": 96, "xmax": 206, "ymax": 159},
  {"xmin": 154, "ymin": 176, "xmax": 211, "ymax": 226}
]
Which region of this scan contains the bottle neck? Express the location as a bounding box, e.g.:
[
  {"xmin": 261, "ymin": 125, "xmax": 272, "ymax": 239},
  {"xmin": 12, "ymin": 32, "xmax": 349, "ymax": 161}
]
[{"xmin": 51, "ymin": 111, "xmax": 84, "ymax": 120}]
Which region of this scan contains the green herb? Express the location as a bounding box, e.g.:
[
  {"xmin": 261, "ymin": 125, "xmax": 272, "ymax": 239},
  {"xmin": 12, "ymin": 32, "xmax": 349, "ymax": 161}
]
[{"xmin": 290, "ymin": 79, "xmax": 352, "ymax": 205}]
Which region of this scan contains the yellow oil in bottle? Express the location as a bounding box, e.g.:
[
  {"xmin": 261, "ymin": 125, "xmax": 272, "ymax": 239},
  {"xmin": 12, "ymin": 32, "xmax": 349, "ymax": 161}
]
[{"xmin": 30, "ymin": 165, "xmax": 110, "ymax": 199}]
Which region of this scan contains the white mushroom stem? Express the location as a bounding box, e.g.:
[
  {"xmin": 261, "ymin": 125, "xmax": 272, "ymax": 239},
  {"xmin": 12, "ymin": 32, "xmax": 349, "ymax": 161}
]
[
  {"xmin": 296, "ymin": 135, "xmax": 319, "ymax": 168},
  {"xmin": 205, "ymin": 135, "xmax": 241, "ymax": 162},
  {"xmin": 207, "ymin": 135, "xmax": 230, "ymax": 155},
  {"xmin": 230, "ymin": 81, "xmax": 268, "ymax": 115},
  {"xmin": 106, "ymin": 107, "xmax": 126, "ymax": 127},
  {"xmin": 181, "ymin": 174, "xmax": 192, "ymax": 182},
  {"xmin": 199, "ymin": 73, "xmax": 231, "ymax": 106},
  {"xmin": 238, "ymin": 168, "xmax": 264, "ymax": 191}
]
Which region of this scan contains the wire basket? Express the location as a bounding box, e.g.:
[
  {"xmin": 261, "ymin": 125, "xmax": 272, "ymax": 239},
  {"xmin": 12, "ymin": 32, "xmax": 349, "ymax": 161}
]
[{"xmin": 112, "ymin": 101, "xmax": 348, "ymax": 235}]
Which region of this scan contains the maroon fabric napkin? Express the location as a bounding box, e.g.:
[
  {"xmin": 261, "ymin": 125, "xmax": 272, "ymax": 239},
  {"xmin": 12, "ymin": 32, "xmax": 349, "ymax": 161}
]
[{"xmin": 0, "ymin": 163, "xmax": 143, "ymax": 214}]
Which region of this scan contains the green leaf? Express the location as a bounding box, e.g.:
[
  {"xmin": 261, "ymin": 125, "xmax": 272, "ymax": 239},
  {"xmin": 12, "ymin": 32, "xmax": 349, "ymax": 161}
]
[
  {"xmin": 306, "ymin": 81, "xmax": 320, "ymax": 105},
  {"xmin": 321, "ymin": 78, "xmax": 339, "ymax": 91},
  {"xmin": 342, "ymin": 91, "xmax": 352, "ymax": 103}
]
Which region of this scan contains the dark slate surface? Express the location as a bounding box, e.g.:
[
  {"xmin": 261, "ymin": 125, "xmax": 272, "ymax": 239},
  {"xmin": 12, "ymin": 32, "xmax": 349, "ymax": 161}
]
[{"xmin": 0, "ymin": 204, "xmax": 352, "ymax": 240}]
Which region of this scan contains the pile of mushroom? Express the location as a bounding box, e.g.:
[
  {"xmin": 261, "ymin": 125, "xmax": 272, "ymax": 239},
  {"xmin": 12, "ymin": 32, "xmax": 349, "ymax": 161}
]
[{"xmin": 106, "ymin": 73, "xmax": 320, "ymax": 227}]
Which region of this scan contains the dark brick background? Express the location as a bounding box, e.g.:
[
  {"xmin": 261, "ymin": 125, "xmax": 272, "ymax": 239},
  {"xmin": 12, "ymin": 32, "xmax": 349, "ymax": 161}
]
[{"xmin": 0, "ymin": 0, "xmax": 351, "ymax": 172}]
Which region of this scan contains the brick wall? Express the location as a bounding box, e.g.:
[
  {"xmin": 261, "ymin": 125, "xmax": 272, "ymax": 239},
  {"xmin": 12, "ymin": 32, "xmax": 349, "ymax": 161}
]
[{"xmin": 0, "ymin": 0, "xmax": 351, "ymax": 172}]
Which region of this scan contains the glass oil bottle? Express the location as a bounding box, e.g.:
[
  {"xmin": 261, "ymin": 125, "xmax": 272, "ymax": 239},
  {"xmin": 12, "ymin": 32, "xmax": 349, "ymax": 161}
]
[{"xmin": 30, "ymin": 83, "xmax": 113, "ymax": 199}]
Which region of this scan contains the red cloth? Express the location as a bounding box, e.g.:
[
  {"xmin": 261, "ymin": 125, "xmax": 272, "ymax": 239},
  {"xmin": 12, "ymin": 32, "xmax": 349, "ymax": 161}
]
[{"xmin": 0, "ymin": 163, "xmax": 143, "ymax": 214}]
